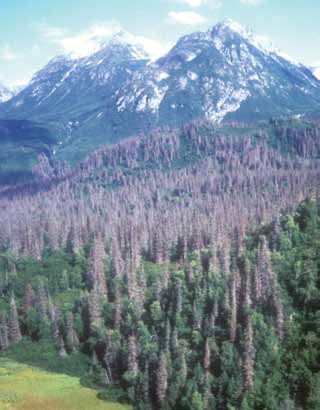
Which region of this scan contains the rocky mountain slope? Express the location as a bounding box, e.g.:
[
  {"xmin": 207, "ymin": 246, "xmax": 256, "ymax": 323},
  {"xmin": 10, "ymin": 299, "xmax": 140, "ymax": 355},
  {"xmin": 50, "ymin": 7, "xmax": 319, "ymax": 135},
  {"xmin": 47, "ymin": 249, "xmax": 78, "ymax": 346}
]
[{"xmin": 116, "ymin": 20, "xmax": 320, "ymax": 125}]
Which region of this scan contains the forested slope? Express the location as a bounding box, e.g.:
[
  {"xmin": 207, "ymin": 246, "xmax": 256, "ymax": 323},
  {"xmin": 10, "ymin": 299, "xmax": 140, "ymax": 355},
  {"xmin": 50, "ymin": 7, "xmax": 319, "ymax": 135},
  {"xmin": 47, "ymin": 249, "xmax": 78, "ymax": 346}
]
[
  {"xmin": 0, "ymin": 120, "xmax": 319, "ymax": 409},
  {"xmin": 0, "ymin": 199, "xmax": 319, "ymax": 409}
]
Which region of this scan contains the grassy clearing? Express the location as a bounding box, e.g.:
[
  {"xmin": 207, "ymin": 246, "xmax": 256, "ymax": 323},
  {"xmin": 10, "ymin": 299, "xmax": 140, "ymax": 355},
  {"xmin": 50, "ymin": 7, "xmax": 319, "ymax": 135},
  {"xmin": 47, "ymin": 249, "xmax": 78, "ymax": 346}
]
[
  {"xmin": 0, "ymin": 357, "xmax": 130, "ymax": 410},
  {"xmin": 1, "ymin": 340, "xmax": 89, "ymax": 378}
]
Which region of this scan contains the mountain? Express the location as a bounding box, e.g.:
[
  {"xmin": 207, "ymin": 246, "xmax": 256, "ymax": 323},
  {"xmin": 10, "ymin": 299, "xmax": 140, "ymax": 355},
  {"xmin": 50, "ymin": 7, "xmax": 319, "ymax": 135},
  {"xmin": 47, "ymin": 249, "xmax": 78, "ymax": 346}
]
[
  {"xmin": 1, "ymin": 20, "xmax": 320, "ymax": 165},
  {"xmin": 0, "ymin": 31, "xmax": 150, "ymax": 161},
  {"xmin": 0, "ymin": 83, "xmax": 14, "ymax": 103},
  {"xmin": 115, "ymin": 20, "xmax": 320, "ymax": 126},
  {"xmin": 1, "ymin": 31, "xmax": 149, "ymax": 121},
  {"xmin": 0, "ymin": 30, "xmax": 150, "ymax": 183}
]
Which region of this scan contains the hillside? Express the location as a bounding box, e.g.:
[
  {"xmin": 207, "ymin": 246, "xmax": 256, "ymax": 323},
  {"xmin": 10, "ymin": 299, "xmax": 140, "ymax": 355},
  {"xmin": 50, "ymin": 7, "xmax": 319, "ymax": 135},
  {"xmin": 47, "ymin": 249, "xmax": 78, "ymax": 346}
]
[
  {"xmin": 0, "ymin": 192, "xmax": 319, "ymax": 409},
  {"xmin": 0, "ymin": 119, "xmax": 56, "ymax": 185},
  {"xmin": 0, "ymin": 118, "xmax": 319, "ymax": 408}
]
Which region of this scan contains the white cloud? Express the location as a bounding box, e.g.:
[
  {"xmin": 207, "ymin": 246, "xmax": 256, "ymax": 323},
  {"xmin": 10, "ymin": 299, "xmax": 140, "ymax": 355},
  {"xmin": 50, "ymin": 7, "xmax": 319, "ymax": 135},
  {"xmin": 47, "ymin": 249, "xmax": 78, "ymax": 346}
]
[
  {"xmin": 36, "ymin": 21, "xmax": 168, "ymax": 60},
  {"xmin": 240, "ymin": 0, "xmax": 264, "ymax": 6},
  {"xmin": 0, "ymin": 45, "xmax": 17, "ymax": 61},
  {"xmin": 178, "ymin": 0, "xmax": 222, "ymax": 8},
  {"xmin": 167, "ymin": 11, "xmax": 207, "ymax": 25}
]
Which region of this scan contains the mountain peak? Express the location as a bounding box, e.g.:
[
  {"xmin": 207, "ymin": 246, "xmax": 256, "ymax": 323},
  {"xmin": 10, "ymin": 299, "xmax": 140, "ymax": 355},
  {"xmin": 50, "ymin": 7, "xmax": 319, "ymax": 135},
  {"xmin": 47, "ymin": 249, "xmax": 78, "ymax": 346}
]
[
  {"xmin": 212, "ymin": 19, "xmax": 276, "ymax": 55},
  {"xmin": 211, "ymin": 19, "xmax": 302, "ymax": 66},
  {"xmin": 104, "ymin": 30, "xmax": 151, "ymax": 60},
  {"xmin": 214, "ymin": 19, "xmax": 248, "ymax": 36},
  {"xmin": 61, "ymin": 30, "xmax": 151, "ymax": 61}
]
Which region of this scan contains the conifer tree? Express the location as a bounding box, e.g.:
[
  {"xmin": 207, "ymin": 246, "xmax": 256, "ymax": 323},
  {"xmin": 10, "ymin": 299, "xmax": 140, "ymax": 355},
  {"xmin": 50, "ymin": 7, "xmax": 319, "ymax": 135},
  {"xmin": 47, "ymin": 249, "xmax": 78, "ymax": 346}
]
[
  {"xmin": 23, "ymin": 283, "xmax": 35, "ymax": 314},
  {"xmin": 143, "ymin": 360, "xmax": 150, "ymax": 404},
  {"xmin": 88, "ymin": 283, "xmax": 102, "ymax": 333},
  {"xmin": 48, "ymin": 294, "xmax": 60, "ymax": 345},
  {"xmin": 156, "ymin": 351, "xmax": 168, "ymax": 404},
  {"xmin": 241, "ymin": 258, "xmax": 255, "ymax": 391},
  {"xmin": 8, "ymin": 294, "xmax": 22, "ymax": 344},
  {"xmin": 88, "ymin": 234, "xmax": 108, "ymax": 298},
  {"xmin": 128, "ymin": 333, "xmax": 139, "ymax": 377},
  {"xmin": 230, "ymin": 270, "xmax": 238, "ymax": 343},
  {"xmin": 58, "ymin": 335, "xmax": 68, "ymax": 358},
  {"xmin": 36, "ymin": 278, "xmax": 48, "ymax": 320},
  {"xmin": 65, "ymin": 311, "xmax": 79, "ymax": 353},
  {"xmin": 0, "ymin": 312, "xmax": 9, "ymax": 350}
]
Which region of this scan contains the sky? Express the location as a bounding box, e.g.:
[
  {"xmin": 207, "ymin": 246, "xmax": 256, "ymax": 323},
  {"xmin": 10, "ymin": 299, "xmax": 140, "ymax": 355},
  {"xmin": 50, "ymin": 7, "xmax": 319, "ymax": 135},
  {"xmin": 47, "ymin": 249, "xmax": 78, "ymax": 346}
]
[{"xmin": 1, "ymin": 0, "xmax": 319, "ymax": 86}]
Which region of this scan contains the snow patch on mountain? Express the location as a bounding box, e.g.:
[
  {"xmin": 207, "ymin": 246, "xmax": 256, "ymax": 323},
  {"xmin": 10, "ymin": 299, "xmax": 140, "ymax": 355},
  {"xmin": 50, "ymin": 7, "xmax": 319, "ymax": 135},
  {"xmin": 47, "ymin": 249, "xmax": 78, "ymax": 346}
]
[
  {"xmin": 156, "ymin": 71, "xmax": 170, "ymax": 82},
  {"xmin": 118, "ymin": 80, "xmax": 169, "ymax": 114},
  {"xmin": 204, "ymin": 84, "xmax": 250, "ymax": 123},
  {"xmin": 179, "ymin": 77, "xmax": 188, "ymax": 89},
  {"xmin": 0, "ymin": 84, "xmax": 13, "ymax": 103},
  {"xmin": 148, "ymin": 85, "xmax": 168, "ymax": 113},
  {"xmin": 188, "ymin": 71, "xmax": 198, "ymax": 80},
  {"xmin": 185, "ymin": 51, "xmax": 198, "ymax": 62}
]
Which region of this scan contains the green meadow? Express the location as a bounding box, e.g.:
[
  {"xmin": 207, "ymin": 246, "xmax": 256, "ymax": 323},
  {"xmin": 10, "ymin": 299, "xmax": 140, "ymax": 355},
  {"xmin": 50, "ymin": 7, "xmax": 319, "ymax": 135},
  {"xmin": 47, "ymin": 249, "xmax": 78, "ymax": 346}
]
[
  {"xmin": 0, "ymin": 355, "xmax": 130, "ymax": 410},
  {"xmin": 0, "ymin": 342, "xmax": 130, "ymax": 410}
]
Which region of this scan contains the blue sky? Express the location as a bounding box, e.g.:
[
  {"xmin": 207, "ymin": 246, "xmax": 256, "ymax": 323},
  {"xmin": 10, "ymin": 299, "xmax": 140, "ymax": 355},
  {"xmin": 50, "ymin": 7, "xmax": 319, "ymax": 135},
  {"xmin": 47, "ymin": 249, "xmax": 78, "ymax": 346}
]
[{"xmin": 1, "ymin": 0, "xmax": 319, "ymax": 86}]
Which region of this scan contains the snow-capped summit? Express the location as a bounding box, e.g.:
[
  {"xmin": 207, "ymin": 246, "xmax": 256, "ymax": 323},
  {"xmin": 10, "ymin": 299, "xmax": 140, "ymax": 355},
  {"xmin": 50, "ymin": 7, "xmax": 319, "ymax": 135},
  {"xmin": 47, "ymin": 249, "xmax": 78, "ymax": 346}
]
[
  {"xmin": 213, "ymin": 19, "xmax": 260, "ymax": 40},
  {"xmin": 115, "ymin": 19, "xmax": 320, "ymax": 125},
  {"xmin": 211, "ymin": 19, "xmax": 299, "ymax": 64},
  {"xmin": 82, "ymin": 31, "xmax": 151, "ymax": 67},
  {"xmin": 106, "ymin": 31, "xmax": 151, "ymax": 60},
  {"xmin": 64, "ymin": 30, "xmax": 152, "ymax": 61}
]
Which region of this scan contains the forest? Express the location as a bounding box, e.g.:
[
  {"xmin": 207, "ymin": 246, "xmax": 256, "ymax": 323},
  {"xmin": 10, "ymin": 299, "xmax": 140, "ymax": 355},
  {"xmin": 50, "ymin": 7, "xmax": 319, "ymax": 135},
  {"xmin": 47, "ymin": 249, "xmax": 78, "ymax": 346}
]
[{"xmin": 0, "ymin": 119, "xmax": 319, "ymax": 409}]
